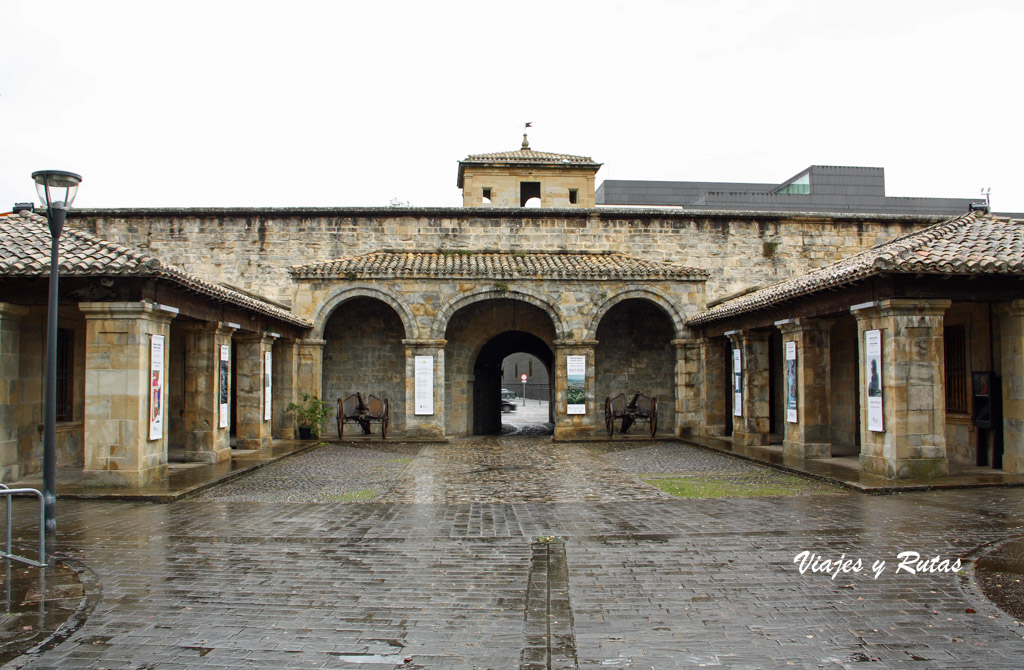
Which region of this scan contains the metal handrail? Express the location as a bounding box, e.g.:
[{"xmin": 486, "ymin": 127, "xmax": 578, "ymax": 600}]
[{"xmin": 0, "ymin": 484, "xmax": 47, "ymax": 567}]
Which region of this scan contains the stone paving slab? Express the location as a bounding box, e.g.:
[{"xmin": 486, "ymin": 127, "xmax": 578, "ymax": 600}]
[{"xmin": 3, "ymin": 437, "xmax": 1024, "ymax": 669}]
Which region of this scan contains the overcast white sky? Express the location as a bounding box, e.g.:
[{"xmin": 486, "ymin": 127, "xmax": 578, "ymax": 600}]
[{"xmin": 2, "ymin": 0, "xmax": 1022, "ymax": 212}]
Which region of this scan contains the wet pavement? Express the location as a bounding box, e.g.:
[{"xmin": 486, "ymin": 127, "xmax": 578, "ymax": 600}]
[{"xmin": 3, "ymin": 436, "xmax": 1024, "ymax": 668}]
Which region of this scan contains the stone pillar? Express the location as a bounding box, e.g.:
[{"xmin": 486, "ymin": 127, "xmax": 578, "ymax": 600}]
[
  {"xmin": 403, "ymin": 339, "xmax": 446, "ymax": 440},
  {"xmin": 553, "ymin": 339, "xmax": 598, "ymax": 441},
  {"xmin": 674, "ymin": 337, "xmax": 701, "ymax": 437},
  {"xmin": 182, "ymin": 322, "xmax": 236, "ymax": 464},
  {"xmin": 0, "ymin": 304, "xmax": 29, "ymax": 482},
  {"xmin": 295, "ymin": 339, "xmax": 325, "ymax": 402},
  {"xmin": 776, "ymin": 318, "xmax": 834, "ymax": 459},
  {"xmin": 851, "ymin": 299, "xmax": 951, "ymax": 478},
  {"xmin": 80, "ymin": 302, "xmax": 175, "ymax": 487},
  {"xmin": 235, "ymin": 332, "xmax": 275, "ymax": 450},
  {"xmin": 726, "ymin": 329, "xmax": 771, "ymax": 446},
  {"xmin": 272, "ymin": 338, "xmax": 299, "ymax": 439},
  {"xmin": 699, "ymin": 337, "xmax": 728, "ymax": 437},
  {"xmin": 996, "ymin": 300, "xmax": 1024, "ymax": 472}
]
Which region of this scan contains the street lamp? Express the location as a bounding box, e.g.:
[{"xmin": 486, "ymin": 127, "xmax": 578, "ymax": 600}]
[{"xmin": 31, "ymin": 169, "xmax": 82, "ymax": 537}]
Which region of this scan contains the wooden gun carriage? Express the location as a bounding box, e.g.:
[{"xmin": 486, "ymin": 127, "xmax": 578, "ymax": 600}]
[
  {"xmin": 604, "ymin": 391, "xmax": 658, "ymax": 437},
  {"xmin": 337, "ymin": 393, "xmax": 390, "ymax": 439}
]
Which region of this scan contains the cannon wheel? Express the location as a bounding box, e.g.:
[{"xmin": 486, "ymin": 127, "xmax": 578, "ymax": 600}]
[
  {"xmin": 605, "ymin": 397, "xmax": 614, "ymax": 437},
  {"xmin": 650, "ymin": 396, "xmax": 658, "ymax": 437},
  {"xmin": 381, "ymin": 399, "xmax": 390, "ymax": 440},
  {"xmin": 337, "ymin": 414, "xmax": 344, "ymax": 438}
]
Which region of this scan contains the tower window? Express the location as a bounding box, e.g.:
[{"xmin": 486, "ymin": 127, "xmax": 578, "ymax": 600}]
[
  {"xmin": 568, "ymin": 189, "xmax": 578, "ymax": 204},
  {"xmin": 482, "ymin": 187, "xmax": 491, "ymax": 204},
  {"xmin": 520, "ymin": 182, "xmax": 541, "ymax": 207}
]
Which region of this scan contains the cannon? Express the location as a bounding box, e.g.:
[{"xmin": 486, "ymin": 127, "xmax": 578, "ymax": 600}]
[
  {"xmin": 337, "ymin": 392, "xmax": 390, "ymax": 439},
  {"xmin": 604, "ymin": 390, "xmax": 658, "ymax": 437}
]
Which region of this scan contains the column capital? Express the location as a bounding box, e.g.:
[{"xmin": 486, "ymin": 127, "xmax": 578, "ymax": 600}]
[
  {"xmin": 79, "ymin": 300, "xmax": 176, "ymax": 324},
  {"xmin": 234, "ymin": 331, "xmax": 275, "ymax": 345},
  {"xmin": 296, "ymin": 339, "xmax": 326, "ymax": 348},
  {"xmin": 774, "ymin": 316, "xmax": 835, "ymax": 335},
  {"xmin": 402, "ymin": 338, "xmax": 447, "ymax": 348},
  {"xmin": 994, "ymin": 298, "xmax": 1024, "ymax": 318},
  {"xmin": 851, "ymin": 298, "xmax": 951, "ymax": 320},
  {"xmin": 553, "ymin": 339, "xmax": 598, "ymax": 348},
  {"xmin": 0, "ymin": 303, "xmax": 30, "ymax": 318}
]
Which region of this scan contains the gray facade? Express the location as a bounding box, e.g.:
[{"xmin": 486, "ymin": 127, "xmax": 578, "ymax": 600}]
[{"xmin": 596, "ymin": 165, "xmax": 981, "ymax": 216}]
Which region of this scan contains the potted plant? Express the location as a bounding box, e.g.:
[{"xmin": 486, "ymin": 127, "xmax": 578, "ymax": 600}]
[{"xmin": 285, "ymin": 392, "xmax": 333, "ymax": 439}]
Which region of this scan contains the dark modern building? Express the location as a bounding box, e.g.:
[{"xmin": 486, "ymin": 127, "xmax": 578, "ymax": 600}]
[{"xmin": 596, "ymin": 165, "xmax": 983, "ymax": 216}]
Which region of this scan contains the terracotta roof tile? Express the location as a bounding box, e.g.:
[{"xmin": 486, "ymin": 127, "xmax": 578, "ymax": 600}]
[
  {"xmin": 687, "ymin": 212, "xmax": 1024, "ymax": 325},
  {"xmin": 1, "ymin": 211, "xmax": 311, "ymax": 328},
  {"xmin": 291, "ymin": 250, "xmax": 708, "ymax": 281},
  {"xmin": 461, "ymin": 148, "xmax": 600, "ymax": 166}
]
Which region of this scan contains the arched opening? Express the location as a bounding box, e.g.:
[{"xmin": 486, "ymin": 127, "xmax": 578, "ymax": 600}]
[
  {"xmin": 322, "ymin": 297, "xmax": 407, "ymax": 437},
  {"xmin": 474, "ymin": 332, "xmax": 554, "ymax": 434},
  {"xmin": 443, "ymin": 297, "xmax": 557, "ymax": 436},
  {"xmin": 595, "ymin": 298, "xmax": 676, "ymax": 436}
]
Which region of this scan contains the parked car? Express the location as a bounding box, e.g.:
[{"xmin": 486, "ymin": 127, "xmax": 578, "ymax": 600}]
[{"xmin": 500, "ymin": 388, "xmax": 516, "ymax": 412}]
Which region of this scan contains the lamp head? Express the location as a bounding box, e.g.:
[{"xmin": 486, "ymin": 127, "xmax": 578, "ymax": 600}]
[{"xmin": 31, "ymin": 170, "xmax": 82, "ymax": 210}]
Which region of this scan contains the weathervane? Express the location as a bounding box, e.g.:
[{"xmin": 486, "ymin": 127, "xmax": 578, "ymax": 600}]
[{"xmin": 522, "ymin": 121, "xmax": 532, "ymax": 150}]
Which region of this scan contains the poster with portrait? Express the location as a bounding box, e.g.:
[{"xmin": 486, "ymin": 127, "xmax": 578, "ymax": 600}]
[
  {"xmin": 732, "ymin": 348, "xmax": 743, "ymax": 417},
  {"xmin": 865, "ymin": 329, "xmax": 884, "ymax": 432},
  {"xmin": 264, "ymin": 351, "xmax": 272, "ymax": 421},
  {"xmin": 219, "ymin": 344, "xmax": 230, "ymax": 428},
  {"xmin": 785, "ymin": 341, "xmax": 798, "ymax": 423},
  {"xmin": 148, "ymin": 335, "xmax": 165, "ymax": 440},
  {"xmin": 567, "ymin": 355, "xmax": 586, "ymax": 414}
]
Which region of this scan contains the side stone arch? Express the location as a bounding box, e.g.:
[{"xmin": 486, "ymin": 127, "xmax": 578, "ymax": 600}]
[
  {"xmin": 585, "ymin": 288, "xmax": 688, "ymax": 340},
  {"xmin": 310, "ymin": 286, "xmax": 419, "ymax": 340},
  {"xmin": 429, "ymin": 287, "xmax": 569, "ymax": 340}
]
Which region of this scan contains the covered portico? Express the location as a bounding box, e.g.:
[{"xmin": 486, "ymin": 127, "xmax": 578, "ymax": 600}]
[
  {"xmin": 0, "ymin": 210, "xmax": 311, "ymax": 488},
  {"xmin": 686, "ymin": 212, "xmax": 1024, "ymax": 480}
]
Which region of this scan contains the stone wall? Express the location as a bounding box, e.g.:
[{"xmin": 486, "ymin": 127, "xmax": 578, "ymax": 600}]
[
  {"xmin": 829, "ymin": 316, "xmax": 859, "ymax": 452},
  {"xmin": 72, "ymin": 209, "xmax": 931, "ymax": 316},
  {"xmin": 323, "ymin": 297, "xmax": 406, "ymax": 437},
  {"xmin": 594, "ymin": 299, "xmax": 676, "ymax": 435}
]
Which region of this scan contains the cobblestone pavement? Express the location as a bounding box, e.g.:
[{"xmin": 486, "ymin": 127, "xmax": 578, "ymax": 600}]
[{"xmin": 5, "ymin": 437, "xmax": 1024, "ymax": 669}]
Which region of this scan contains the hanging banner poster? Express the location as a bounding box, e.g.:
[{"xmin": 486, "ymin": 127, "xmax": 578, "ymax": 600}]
[
  {"xmin": 567, "ymin": 355, "xmax": 586, "ymax": 415},
  {"xmin": 264, "ymin": 351, "xmax": 272, "ymax": 421},
  {"xmin": 148, "ymin": 334, "xmax": 165, "ymax": 440},
  {"xmin": 415, "ymin": 355, "xmax": 434, "ymax": 415},
  {"xmin": 219, "ymin": 344, "xmax": 230, "ymax": 428},
  {"xmin": 865, "ymin": 329, "xmax": 884, "ymax": 432},
  {"xmin": 732, "ymin": 349, "xmax": 743, "ymax": 417},
  {"xmin": 785, "ymin": 341, "xmax": 798, "ymax": 424}
]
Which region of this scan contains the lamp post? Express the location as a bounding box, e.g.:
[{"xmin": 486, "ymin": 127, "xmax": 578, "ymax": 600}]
[{"xmin": 31, "ymin": 169, "xmax": 82, "ymax": 536}]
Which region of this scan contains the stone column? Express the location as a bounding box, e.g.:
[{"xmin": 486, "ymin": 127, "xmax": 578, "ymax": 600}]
[
  {"xmin": 674, "ymin": 337, "xmax": 701, "ymax": 437},
  {"xmin": 776, "ymin": 317, "xmax": 834, "ymax": 459},
  {"xmin": 699, "ymin": 337, "xmax": 728, "ymax": 437},
  {"xmin": 851, "ymin": 299, "xmax": 951, "ymax": 478},
  {"xmin": 726, "ymin": 329, "xmax": 771, "ymax": 446},
  {"xmin": 272, "ymin": 338, "xmax": 299, "ymax": 439},
  {"xmin": 182, "ymin": 322, "xmax": 236, "ymax": 464},
  {"xmin": 295, "ymin": 339, "xmax": 325, "ymax": 402},
  {"xmin": 235, "ymin": 332, "xmax": 275, "ymax": 450},
  {"xmin": 0, "ymin": 304, "xmax": 29, "ymax": 482},
  {"xmin": 80, "ymin": 302, "xmax": 176, "ymax": 487},
  {"xmin": 403, "ymin": 339, "xmax": 446, "ymax": 440},
  {"xmin": 996, "ymin": 300, "xmax": 1024, "ymax": 472},
  {"xmin": 553, "ymin": 339, "xmax": 598, "ymax": 441}
]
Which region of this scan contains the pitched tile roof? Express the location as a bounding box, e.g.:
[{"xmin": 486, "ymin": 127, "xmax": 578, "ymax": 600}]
[
  {"xmin": 687, "ymin": 212, "xmax": 1024, "ymax": 326},
  {"xmin": 0, "ymin": 210, "xmax": 311, "ymax": 327},
  {"xmin": 461, "ymin": 148, "xmax": 600, "ymax": 166},
  {"xmin": 291, "ymin": 250, "xmax": 708, "ymax": 281}
]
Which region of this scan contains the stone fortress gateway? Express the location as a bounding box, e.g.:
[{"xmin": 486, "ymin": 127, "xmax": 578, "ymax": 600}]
[{"xmin": 3, "ymin": 136, "xmax": 1023, "ymax": 487}]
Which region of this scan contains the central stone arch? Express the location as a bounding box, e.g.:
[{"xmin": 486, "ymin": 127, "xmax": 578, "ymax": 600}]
[{"xmin": 442, "ymin": 296, "xmax": 558, "ymax": 436}]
